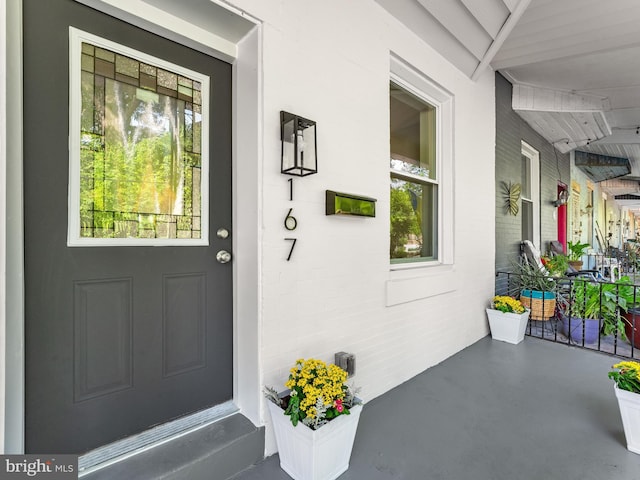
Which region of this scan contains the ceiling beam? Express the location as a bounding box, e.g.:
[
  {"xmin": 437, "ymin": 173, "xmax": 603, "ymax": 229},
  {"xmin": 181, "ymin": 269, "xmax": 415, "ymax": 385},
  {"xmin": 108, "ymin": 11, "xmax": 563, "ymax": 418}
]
[
  {"xmin": 471, "ymin": 0, "xmax": 531, "ymax": 81},
  {"xmin": 512, "ymin": 84, "xmax": 610, "ymax": 114},
  {"xmin": 592, "ymin": 131, "xmax": 640, "ymax": 145}
]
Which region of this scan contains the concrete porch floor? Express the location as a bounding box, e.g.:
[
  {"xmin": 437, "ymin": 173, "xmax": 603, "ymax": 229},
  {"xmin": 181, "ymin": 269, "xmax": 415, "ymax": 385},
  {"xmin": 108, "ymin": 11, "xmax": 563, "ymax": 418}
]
[{"xmin": 232, "ymin": 336, "xmax": 640, "ymax": 480}]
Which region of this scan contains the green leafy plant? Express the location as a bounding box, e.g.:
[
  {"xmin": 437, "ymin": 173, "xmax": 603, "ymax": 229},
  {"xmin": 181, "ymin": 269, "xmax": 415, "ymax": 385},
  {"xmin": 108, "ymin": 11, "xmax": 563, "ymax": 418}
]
[
  {"xmin": 511, "ymin": 260, "xmax": 556, "ymax": 292},
  {"xmin": 542, "ymin": 254, "xmax": 568, "ymax": 277},
  {"xmin": 567, "ymin": 241, "xmax": 590, "ymax": 262},
  {"xmin": 390, "ymin": 185, "xmax": 421, "ymax": 258},
  {"xmin": 609, "ymin": 361, "xmax": 640, "ymax": 394},
  {"xmin": 569, "ymin": 277, "xmax": 631, "ymax": 339},
  {"xmin": 264, "ymin": 358, "xmax": 360, "ymax": 430}
]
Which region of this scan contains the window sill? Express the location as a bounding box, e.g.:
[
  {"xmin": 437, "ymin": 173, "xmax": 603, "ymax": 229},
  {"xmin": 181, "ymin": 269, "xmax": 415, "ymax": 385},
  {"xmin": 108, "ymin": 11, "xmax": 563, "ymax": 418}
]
[{"xmin": 386, "ymin": 264, "xmax": 456, "ymax": 306}]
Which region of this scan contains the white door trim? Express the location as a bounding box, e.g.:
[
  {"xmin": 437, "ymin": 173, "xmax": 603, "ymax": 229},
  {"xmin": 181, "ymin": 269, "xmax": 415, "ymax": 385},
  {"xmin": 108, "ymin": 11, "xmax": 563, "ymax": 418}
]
[{"xmin": 3, "ymin": 0, "xmax": 25, "ymax": 453}]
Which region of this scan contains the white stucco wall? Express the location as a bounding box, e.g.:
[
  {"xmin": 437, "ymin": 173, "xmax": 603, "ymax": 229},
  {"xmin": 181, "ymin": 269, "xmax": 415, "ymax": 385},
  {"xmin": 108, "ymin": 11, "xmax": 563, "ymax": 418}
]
[{"xmin": 223, "ymin": 0, "xmax": 496, "ymax": 453}]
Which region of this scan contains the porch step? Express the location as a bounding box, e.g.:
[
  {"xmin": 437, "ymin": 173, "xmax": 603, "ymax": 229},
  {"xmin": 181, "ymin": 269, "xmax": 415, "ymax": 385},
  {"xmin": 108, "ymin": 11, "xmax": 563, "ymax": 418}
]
[{"xmin": 81, "ymin": 413, "xmax": 264, "ymax": 480}]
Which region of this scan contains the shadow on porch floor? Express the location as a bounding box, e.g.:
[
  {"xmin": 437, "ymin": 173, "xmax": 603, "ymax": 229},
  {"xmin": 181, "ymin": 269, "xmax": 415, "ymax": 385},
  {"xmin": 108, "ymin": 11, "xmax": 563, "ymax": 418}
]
[{"xmin": 232, "ymin": 336, "xmax": 640, "ymax": 480}]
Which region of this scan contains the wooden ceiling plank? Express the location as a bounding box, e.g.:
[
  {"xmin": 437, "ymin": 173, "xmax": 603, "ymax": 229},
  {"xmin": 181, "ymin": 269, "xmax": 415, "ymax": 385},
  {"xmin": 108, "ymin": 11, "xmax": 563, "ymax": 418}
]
[
  {"xmin": 416, "ymin": 0, "xmax": 492, "ymax": 60},
  {"xmin": 576, "ymin": 112, "xmax": 609, "ymax": 143},
  {"xmin": 594, "ymin": 112, "xmax": 612, "ymax": 137},
  {"xmin": 552, "ymin": 113, "xmax": 584, "ymax": 143},
  {"xmin": 501, "ymin": 7, "xmax": 640, "ymax": 51},
  {"xmin": 593, "ymin": 131, "xmax": 640, "ymax": 145},
  {"xmin": 459, "ymin": 0, "xmax": 509, "ymax": 38},
  {"xmin": 493, "ymin": 25, "xmax": 640, "ymax": 70},
  {"xmin": 519, "ymin": 111, "xmax": 571, "ymax": 150},
  {"xmin": 375, "ymin": 0, "xmax": 480, "ymax": 77},
  {"xmin": 500, "ymin": 0, "xmax": 519, "ymax": 13},
  {"xmin": 517, "ymin": 0, "xmax": 635, "ymax": 28},
  {"xmin": 512, "ymin": 85, "xmax": 606, "ymax": 113}
]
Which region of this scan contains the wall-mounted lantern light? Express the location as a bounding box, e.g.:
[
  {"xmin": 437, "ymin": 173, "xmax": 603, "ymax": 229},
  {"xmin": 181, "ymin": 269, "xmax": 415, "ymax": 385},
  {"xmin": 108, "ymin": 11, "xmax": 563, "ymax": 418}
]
[{"xmin": 281, "ymin": 111, "xmax": 317, "ymax": 177}]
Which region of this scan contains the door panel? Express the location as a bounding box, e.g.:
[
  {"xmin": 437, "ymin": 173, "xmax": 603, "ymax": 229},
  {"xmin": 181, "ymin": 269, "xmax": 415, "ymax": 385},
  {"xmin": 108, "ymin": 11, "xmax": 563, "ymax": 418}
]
[{"xmin": 23, "ymin": 0, "xmax": 232, "ymax": 453}]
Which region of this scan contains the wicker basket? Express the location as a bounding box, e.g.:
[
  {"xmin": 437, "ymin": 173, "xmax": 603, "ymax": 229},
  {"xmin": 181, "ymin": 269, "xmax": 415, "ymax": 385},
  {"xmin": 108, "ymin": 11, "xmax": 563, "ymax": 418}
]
[{"xmin": 520, "ymin": 293, "xmax": 556, "ymax": 321}]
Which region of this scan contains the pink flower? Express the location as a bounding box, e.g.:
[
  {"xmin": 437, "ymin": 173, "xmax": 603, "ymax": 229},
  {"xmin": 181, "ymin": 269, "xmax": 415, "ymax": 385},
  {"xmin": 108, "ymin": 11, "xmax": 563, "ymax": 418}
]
[{"xmin": 335, "ymin": 398, "xmax": 344, "ymax": 413}]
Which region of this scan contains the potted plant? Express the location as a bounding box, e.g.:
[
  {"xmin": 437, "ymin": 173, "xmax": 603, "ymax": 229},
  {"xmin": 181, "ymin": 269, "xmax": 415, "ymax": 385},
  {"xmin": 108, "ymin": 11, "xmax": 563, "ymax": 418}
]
[
  {"xmin": 564, "ymin": 279, "xmax": 604, "ymax": 344},
  {"xmin": 601, "ymin": 279, "xmax": 631, "ymax": 340},
  {"xmin": 541, "ymin": 254, "xmax": 569, "ymax": 277},
  {"xmin": 513, "ymin": 260, "xmax": 557, "ymax": 321},
  {"xmin": 608, "ymin": 276, "xmax": 640, "ymax": 345},
  {"xmin": 567, "ymin": 241, "xmax": 590, "ymax": 270},
  {"xmin": 486, "ymin": 295, "xmax": 530, "ymax": 344},
  {"xmin": 608, "ymin": 361, "xmax": 640, "ymax": 454},
  {"xmin": 564, "ymin": 277, "xmax": 629, "ymax": 344},
  {"xmin": 264, "ymin": 358, "xmax": 362, "ymax": 480}
]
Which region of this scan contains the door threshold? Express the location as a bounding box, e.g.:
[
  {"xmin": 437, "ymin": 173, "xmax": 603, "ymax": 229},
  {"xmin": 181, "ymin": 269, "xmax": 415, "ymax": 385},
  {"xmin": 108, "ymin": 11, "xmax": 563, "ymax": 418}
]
[{"xmin": 78, "ymin": 401, "xmax": 238, "ymax": 476}]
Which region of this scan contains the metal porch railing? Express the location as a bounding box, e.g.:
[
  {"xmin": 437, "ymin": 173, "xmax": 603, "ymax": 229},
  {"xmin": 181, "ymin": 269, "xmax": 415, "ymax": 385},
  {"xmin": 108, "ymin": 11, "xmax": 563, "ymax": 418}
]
[{"xmin": 495, "ymin": 271, "xmax": 640, "ymax": 359}]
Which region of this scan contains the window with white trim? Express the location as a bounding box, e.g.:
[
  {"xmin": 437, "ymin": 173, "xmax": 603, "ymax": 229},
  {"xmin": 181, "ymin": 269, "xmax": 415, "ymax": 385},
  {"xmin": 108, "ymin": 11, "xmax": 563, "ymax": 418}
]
[
  {"xmin": 520, "ymin": 141, "xmax": 540, "ymax": 249},
  {"xmin": 389, "ymin": 56, "xmax": 453, "ymax": 267}
]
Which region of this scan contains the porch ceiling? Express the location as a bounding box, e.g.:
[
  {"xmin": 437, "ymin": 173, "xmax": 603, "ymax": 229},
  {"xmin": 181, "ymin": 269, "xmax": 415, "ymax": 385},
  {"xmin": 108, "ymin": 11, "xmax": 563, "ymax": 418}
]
[
  {"xmin": 377, "ymin": 0, "xmax": 640, "ymax": 210},
  {"xmin": 374, "ymin": 0, "xmax": 532, "ymax": 80},
  {"xmin": 494, "ymin": 0, "xmax": 640, "ymax": 209}
]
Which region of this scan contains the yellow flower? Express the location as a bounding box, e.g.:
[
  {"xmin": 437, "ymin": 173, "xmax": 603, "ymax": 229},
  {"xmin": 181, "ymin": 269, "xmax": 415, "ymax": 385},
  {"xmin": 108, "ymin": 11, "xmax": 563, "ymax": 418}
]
[
  {"xmin": 282, "ymin": 357, "xmax": 351, "ymax": 422},
  {"xmin": 492, "ymin": 295, "xmax": 525, "ymax": 314},
  {"xmin": 613, "ymin": 361, "xmax": 640, "ymax": 377}
]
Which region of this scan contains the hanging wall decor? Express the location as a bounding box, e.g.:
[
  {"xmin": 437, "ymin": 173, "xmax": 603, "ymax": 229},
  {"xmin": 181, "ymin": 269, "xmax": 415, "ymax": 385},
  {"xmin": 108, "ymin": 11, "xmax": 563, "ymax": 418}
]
[{"xmin": 503, "ymin": 182, "xmax": 521, "ymax": 216}]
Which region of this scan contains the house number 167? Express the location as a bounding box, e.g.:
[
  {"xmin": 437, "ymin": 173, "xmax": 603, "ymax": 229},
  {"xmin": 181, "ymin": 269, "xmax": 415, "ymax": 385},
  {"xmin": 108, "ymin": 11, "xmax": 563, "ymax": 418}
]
[{"xmin": 284, "ymin": 179, "xmax": 297, "ymax": 261}]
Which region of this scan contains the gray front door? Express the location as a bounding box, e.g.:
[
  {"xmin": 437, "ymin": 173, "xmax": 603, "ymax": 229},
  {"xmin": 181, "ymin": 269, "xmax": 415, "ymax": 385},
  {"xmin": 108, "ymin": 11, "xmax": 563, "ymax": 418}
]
[{"xmin": 23, "ymin": 0, "xmax": 233, "ymax": 453}]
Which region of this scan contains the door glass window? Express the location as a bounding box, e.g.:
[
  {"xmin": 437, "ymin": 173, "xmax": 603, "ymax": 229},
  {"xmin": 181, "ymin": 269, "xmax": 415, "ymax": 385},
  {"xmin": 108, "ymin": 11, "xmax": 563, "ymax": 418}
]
[{"xmin": 69, "ymin": 29, "xmax": 209, "ymax": 246}]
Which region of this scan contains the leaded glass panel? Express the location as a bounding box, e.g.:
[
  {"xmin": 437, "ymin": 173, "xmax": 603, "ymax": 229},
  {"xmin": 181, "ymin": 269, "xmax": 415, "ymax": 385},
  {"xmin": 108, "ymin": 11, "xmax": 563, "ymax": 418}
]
[{"xmin": 77, "ymin": 41, "xmax": 204, "ymax": 241}]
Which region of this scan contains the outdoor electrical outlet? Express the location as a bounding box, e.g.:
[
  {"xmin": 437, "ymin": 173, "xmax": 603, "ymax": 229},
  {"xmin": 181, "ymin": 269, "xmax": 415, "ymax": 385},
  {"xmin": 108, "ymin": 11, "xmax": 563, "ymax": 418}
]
[{"xmin": 335, "ymin": 352, "xmax": 356, "ymax": 377}]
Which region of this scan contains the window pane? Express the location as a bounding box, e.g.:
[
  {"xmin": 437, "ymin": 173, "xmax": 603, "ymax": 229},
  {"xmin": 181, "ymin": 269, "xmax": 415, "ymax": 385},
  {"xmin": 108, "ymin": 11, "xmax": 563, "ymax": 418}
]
[
  {"xmin": 390, "ymin": 82, "xmax": 436, "ymax": 180},
  {"xmin": 78, "ymin": 42, "xmax": 203, "ymax": 240},
  {"xmin": 390, "ymin": 176, "xmax": 438, "ymax": 262},
  {"xmin": 522, "ymin": 199, "xmax": 533, "ymax": 242},
  {"xmin": 521, "ymin": 154, "xmax": 531, "ymax": 199}
]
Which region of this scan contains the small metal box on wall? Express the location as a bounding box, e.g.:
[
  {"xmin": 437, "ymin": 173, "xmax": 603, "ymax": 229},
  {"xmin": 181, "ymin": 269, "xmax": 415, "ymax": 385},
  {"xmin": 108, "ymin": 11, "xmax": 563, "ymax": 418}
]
[{"xmin": 326, "ymin": 190, "xmax": 376, "ymax": 217}]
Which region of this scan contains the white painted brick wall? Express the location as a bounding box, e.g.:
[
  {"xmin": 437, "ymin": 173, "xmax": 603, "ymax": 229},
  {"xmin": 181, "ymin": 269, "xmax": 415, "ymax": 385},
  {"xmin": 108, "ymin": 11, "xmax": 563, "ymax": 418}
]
[{"xmin": 228, "ymin": 0, "xmax": 496, "ymax": 454}]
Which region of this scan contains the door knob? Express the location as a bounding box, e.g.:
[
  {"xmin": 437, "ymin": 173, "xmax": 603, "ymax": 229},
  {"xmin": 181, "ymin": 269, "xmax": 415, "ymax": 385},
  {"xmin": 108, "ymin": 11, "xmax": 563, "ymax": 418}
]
[{"xmin": 216, "ymin": 250, "xmax": 232, "ymax": 264}]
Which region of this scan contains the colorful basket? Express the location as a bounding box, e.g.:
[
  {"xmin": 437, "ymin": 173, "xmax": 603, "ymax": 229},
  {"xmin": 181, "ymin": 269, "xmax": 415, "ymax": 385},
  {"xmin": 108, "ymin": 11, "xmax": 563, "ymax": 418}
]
[{"xmin": 520, "ymin": 290, "xmax": 556, "ymax": 321}]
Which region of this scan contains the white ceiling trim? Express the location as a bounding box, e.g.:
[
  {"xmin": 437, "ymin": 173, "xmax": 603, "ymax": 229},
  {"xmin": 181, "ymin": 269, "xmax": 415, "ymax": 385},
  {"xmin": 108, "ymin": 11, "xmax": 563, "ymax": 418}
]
[{"xmin": 471, "ymin": 0, "xmax": 531, "ymax": 81}]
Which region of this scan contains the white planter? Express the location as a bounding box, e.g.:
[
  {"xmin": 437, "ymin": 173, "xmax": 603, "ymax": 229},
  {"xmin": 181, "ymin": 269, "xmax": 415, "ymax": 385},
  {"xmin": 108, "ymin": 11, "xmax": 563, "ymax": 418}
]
[
  {"xmin": 485, "ymin": 308, "xmax": 530, "ymax": 345},
  {"xmin": 614, "ymin": 384, "xmax": 640, "ymax": 454},
  {"xmin": 267, "ymin": 399, "xmax": 362, "ymax": 480}
]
